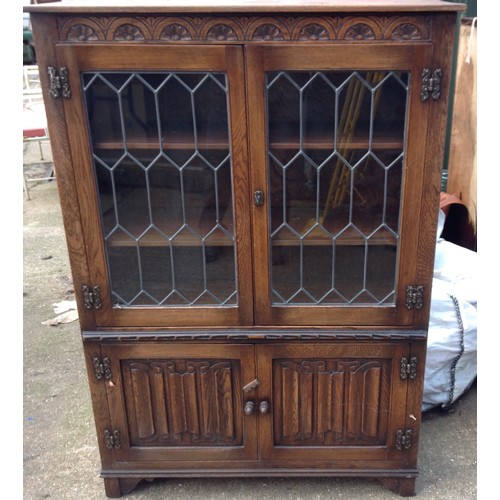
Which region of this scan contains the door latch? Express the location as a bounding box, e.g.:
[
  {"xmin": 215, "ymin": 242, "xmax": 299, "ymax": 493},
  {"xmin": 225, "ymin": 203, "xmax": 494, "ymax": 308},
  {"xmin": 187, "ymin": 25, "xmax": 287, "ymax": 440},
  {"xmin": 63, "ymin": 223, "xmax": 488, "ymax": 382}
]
[{"xmin": 254, "ymin": 190, "xmax": 264, "ymax": 206}]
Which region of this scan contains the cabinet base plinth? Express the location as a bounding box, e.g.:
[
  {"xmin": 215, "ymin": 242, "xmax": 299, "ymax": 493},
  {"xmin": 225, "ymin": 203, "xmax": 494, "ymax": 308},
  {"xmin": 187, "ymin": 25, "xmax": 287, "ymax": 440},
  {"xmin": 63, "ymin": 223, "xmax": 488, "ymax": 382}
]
[{"xmin": 102, "ymin": 472, "xmax": 417, "ymax": 498}]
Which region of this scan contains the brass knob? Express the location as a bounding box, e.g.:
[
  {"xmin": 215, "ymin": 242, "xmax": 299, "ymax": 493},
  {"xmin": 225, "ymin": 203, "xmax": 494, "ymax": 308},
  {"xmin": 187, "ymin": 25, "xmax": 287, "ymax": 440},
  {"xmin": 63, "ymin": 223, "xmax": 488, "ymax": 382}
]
[
  {"xmin": 244, "ymin": 401, "xmax": 256, "ymax": 416},
  {"xmin": 259, "ymin": 401, "xmax": 270, "ymax": 414}
]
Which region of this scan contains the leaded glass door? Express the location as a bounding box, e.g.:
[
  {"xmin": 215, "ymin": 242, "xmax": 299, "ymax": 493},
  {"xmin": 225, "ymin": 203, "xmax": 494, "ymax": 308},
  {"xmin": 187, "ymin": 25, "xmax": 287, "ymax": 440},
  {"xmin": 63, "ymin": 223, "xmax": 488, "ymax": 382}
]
[
  {"xmin": 57, "ymin": 45, "xmax": 253, "ymax": 327},
  {"xmin": 247, "ymin": 44, "xmax": 433, "ymax": 326}
]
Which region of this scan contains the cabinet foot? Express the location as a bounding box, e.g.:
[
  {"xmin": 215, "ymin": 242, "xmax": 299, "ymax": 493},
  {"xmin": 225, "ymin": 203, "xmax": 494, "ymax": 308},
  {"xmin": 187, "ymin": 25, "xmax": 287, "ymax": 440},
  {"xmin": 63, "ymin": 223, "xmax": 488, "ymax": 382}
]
[
  {"xmin": 103, "ymin": 477, "xmax": 144, "ymax": 498},
  {"xmin": 378, "ymin": 477, "xmax": 416, "ymax": 497}
]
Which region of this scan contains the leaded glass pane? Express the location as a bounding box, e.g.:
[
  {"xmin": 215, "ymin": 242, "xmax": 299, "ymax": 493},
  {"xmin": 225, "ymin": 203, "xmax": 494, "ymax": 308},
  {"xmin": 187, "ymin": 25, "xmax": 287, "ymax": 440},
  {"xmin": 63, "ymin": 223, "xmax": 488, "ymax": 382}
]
[
  {"xmin": 83, "ymin": 71, "xmax": 237, "ymax": 307},
  {"xmin": 266, "ymin": 70, "xmax": 409, "ymax": 306}
]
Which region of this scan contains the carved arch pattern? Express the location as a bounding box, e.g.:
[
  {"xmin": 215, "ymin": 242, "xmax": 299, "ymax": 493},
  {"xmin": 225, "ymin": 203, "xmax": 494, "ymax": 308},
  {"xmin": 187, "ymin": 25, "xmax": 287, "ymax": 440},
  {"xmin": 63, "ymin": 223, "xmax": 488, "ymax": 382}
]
[
  {"xmin": 58, "ymin": 15, "xmax": 431, "ymax": 43},
  {"xmin": 122, "ymin": 359, "xmax": 241, "ymax": 446}
]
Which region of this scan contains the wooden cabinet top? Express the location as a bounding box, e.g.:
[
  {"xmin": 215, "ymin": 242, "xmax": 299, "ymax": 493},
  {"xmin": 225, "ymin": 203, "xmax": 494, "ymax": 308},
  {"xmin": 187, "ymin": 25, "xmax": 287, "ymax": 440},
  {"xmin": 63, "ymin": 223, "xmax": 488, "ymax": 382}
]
[{"xmin": 24, "ymin": 0, "xmax": 466, "ymax": 14}]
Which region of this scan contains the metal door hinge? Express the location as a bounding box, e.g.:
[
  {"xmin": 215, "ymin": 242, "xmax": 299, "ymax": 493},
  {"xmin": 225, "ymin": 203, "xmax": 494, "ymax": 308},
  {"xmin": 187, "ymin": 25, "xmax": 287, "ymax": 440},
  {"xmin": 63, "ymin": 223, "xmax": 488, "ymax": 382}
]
[
  {"xmin": 93, "ymin": 356, "xmax": 112, "ymax": 381},
  {"xmin": 395, "ymin": 429, "xmax": 413, "ymax": 450},
  {"xmin": 405, "ymin": 285, "xmax": 423, "ymax": 310},
  {"xmin": 400, "ymin": 356, "xmax": 418, "ymax": 380},
  {"xmin": 421, "ymin": 68, "xmax": 442, "ymax": 102},
  {"xmin": 104, "ymin": 429, "xmax": 121, "ymax": 450},
  {"xmin": 48, "ymin": 66, "xmax": 71, "ymax": 99},
  {"xmin": 82, "ymin": 284, "xmax": 102, "ymax": 310}
]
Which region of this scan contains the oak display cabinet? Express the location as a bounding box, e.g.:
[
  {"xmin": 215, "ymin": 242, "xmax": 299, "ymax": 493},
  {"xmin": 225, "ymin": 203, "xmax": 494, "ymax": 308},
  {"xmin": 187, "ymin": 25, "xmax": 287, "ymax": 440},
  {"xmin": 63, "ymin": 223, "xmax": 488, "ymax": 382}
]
[{"xmin": 25, "ymin": 1, "xmax": 465, "ymax": 497}]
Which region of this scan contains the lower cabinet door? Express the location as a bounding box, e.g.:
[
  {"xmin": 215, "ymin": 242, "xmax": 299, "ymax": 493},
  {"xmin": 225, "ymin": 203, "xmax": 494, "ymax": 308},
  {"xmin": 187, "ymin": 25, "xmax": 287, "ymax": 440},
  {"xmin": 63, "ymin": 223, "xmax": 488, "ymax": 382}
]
[
  {"xmin": 256, "ymin": 342, "xmax": 410, "ymax": 464},
  {"xmin": 101, "ymin": 343, "xmax": 258, "ymax": 462}
]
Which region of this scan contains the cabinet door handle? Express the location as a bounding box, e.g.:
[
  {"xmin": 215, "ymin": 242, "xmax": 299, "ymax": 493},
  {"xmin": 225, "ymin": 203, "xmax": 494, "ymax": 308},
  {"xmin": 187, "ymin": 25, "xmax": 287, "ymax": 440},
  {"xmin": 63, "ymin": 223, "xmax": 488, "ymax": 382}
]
[
  {"xmin": 244, "ymin": 401, "xmax": 256, "ymax": 415},
  {"xmin": 254, "ymin": 190, "xmax": 264, "ymax": 206},
  {"xmin": 259, "ymin": 400, "xmax": 270, "ymax": 414}
]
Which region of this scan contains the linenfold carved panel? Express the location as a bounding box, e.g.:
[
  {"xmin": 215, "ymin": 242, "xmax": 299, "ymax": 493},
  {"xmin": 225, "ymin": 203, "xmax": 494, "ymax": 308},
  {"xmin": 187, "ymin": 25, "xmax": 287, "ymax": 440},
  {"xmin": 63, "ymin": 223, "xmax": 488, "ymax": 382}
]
[
  {"xmin": 122, "ymin": 359, "xmax": 242, "ymax": 447},
  {"xmin": 57, "ymin": 15, "xmax": 431, "ymax": 43},
  {"xmin": 273, "ymin": 359, "xmax": 389, "ymax": 446}
]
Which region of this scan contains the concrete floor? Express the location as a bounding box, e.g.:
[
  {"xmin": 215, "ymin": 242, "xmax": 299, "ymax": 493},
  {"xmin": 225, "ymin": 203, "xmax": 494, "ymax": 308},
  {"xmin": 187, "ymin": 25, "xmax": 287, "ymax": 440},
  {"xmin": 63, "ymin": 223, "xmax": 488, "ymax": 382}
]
[{"xmin": 22, "ymin": 141, "xmax": 477, "ymax": 499}]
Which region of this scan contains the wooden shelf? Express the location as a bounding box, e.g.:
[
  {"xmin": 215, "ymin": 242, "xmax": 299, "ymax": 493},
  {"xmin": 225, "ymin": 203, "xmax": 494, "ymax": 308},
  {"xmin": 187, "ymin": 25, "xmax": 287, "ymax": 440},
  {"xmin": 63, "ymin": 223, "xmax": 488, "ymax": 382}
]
[
  {"xmin": 272, "ymin": 223, "xmax": 397, "ymax": 247},
  {"xmin": 106, "ymin": 220, "xmax": 396, "ymax": 248},
  {"xmin": 269, "ymin": 133, "xmax": 403, "ymax": 151},
  {"xmin": 92, "ymin": 132, "xmax": 403, "ymax": 152},
  {"xmin": 107, "ymin": 226, "xmax": 235, "ymax": 247}
]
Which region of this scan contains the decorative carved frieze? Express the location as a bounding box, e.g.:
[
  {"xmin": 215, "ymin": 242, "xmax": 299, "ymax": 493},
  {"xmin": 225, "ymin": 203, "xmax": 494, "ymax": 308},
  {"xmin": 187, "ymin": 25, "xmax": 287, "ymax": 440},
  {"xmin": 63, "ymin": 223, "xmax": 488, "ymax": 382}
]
[{"xmin": 58, "ymin": 14, "xmax": 431, "ymax": 43}]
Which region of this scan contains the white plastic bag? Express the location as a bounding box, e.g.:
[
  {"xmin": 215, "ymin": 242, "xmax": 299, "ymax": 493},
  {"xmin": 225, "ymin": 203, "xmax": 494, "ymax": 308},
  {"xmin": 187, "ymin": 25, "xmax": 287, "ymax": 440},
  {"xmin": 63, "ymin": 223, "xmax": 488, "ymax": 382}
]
[{"xmin": 422, "ymin": 217, "xmax": 477, "ymax": 411}]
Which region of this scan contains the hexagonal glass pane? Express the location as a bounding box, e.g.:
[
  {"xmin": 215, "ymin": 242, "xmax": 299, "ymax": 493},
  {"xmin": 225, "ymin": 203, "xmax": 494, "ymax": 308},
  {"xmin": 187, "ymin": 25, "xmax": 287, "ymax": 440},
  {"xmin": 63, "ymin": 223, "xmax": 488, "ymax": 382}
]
[
  {"xmin": 267, "ymin": 72, "xmax": 300, "ymax": 164},
  {"xmin": 159, "ymin": 75, "xmax": 195, "ymax": 166},
  {"xmin": 113, "ymin": 159, "xmax": 150, "ymax": 238},
  {"xmin": 385, "ymin": 156, "xmax": 404, "ymax": 233},
  {"xmin": 336, "ymin": 73, "xmax": 371, "ymax": 163},
  {"xmin": 193, "ymin": 74, "xmax": 229, "ymax": 148},
  {"xmin": 148, "ymin": 157, "xmax": 183, "ymax": 238},
  {"xmin": 183, "ymin": 158, "xmax": 216, "ymax": 238},
  {"xmin": 365, "ymin": 234, "xmax": 398, "ymax": 303},
  {"xmin": 333, "ymin": 241, "xmax": 365, "ymax": 302},
  {"xmin": 107, "ymin": 244, "xmax": 140, "ymax": 305},
  {"xmin": 171, "ymin": 230, "xmax": 205, "ymax": 303},
  {"xmin": 205, "ymin": 228, "xmax": 236, "ymax": 303},
  {"xmin": 287, "ymin": 154, "xmax": 318, "ymax": 235},
  {"xmin": 351, "ymin": 154, "xmax": 386, "ymax": 235},
  {"xmin": 373, "ymin": 72, "xmax": 409, "ymax": 144},
  {"xmin": 302, "ymin": 73, "xmax": 336, "ymax": 164},
  {"xmin": 271, "ymin": 227, "xmax": 301, "ymax": 303},
  {"xmin": 137, "ymin": 243, "xmax": 173, "ymax": 303},
  {"xmin": 95, "ymin": 161, "xmax": 116, "ymax": 236},
  {"xmin": 121, "ymin": 74, "xmax": 160, "ymax": 151},
  {"xmin": 83, "ymin": 73, "xmax": 124, "ymax": 146},
  {"xmin": 302, "ymin": 232, "xmax": 333, "ymax": 301},
  {"xmin": 319, "ymin": 155, "xmax": 352, "ymax": 234}
]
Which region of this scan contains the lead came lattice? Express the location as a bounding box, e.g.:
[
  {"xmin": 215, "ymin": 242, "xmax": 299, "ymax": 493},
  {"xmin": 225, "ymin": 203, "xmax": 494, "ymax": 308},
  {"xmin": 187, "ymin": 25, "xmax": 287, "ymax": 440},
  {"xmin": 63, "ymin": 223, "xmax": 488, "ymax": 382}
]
[
  {"xmin": 83, "ymin": 71, "xmax": 238, "ymax": 307},
  {"xmin": 266, "ymin": 70, "xmax": 409, "ymax": 306}
]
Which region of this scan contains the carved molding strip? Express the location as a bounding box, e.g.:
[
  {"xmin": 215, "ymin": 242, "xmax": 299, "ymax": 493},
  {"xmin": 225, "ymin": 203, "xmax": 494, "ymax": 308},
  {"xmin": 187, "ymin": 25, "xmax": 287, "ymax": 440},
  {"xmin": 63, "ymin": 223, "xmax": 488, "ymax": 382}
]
[{"xmin": 58, "ymin": 15, "xmax": 431, "ymax": 43}]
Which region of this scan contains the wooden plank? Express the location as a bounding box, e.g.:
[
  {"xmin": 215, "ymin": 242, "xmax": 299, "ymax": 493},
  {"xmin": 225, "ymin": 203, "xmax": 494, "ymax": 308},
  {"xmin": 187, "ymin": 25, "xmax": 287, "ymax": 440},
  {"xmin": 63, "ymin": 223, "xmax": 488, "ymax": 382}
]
[
  {"xmin": 447, "ymin": 21, "xmax": 477, "ymax": 234},
  {"xmin": 25, "ymin": 0, "xmax": 467, "ymax": 15}
]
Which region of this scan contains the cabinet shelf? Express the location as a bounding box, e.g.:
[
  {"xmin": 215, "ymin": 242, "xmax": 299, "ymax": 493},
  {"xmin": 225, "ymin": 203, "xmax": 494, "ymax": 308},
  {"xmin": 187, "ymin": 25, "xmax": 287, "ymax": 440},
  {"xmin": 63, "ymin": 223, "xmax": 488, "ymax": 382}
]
[
  {"xmin": 92, "ymin": 133, "xmax": 403, "ymax": 153},
  {"xmin": 106, "ymin": 220, "xmax": 396, "ymax": 247}
]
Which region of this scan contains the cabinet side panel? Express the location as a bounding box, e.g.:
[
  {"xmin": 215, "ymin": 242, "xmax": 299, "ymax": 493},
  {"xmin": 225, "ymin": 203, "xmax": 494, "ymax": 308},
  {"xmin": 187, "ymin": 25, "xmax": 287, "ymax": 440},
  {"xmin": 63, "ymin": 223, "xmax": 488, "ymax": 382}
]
[
  {"xmin": 30, "ymin": 14, "xmax": 95, "ymax": 330},
  {"xmin": 413, "ymin": 12, "xmax": 459, "ymax": 328}
]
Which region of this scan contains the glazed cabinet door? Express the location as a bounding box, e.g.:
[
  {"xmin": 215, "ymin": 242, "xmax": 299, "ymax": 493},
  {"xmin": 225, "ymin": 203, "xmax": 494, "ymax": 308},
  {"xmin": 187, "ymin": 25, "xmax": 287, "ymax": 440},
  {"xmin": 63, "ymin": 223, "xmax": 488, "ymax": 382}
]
[
  {"xmin": 99, "ymin": 343, "xmax": 258, "ymax": 463},
  {"xmin": 55, "ymin": 44, "xmax": 253, "ymax": 328},
  {"xmin": 247, "ymin": 44, "xmax": 434, "ymax": 327},
  {"xmin": 256, "ymin": 343, "xmax": 411, "ymax": 465}
]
